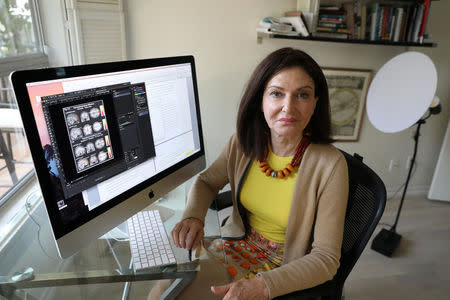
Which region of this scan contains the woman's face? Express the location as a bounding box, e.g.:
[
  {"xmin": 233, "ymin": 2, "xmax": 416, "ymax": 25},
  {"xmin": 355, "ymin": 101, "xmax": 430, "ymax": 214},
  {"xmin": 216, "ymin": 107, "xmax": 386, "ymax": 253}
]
[{"xmin": 262, "ymin": 67, "xmax": 318, "ymax": 140}]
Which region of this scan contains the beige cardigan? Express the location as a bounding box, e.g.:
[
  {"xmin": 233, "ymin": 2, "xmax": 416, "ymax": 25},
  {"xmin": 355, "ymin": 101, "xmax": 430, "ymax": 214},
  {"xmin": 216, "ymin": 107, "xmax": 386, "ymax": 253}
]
[{"xmin": 182, "ymin": 134, "xmax": 349, "ymax": 299}]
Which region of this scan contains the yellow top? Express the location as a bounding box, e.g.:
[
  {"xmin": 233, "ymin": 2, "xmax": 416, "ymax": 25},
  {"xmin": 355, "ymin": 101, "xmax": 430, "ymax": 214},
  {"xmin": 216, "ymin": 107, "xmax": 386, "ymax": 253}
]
[{"xmin": 240, "ymin": 149, "xmax": 297, "ymax": 243}]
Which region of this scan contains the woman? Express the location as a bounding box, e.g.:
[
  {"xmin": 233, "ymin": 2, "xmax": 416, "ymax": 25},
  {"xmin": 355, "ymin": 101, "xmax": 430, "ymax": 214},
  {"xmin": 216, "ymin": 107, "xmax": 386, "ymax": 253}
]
[{"xmin": 157, "ymin": 47, "xmax": 349, "ymax": 300}]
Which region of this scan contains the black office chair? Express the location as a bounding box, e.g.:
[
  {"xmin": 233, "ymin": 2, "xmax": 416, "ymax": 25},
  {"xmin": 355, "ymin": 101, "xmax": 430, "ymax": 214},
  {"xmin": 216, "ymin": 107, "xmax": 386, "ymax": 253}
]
[{"xmin": 210, "ymin": 150, "xmax": 387, "ymax": 300}]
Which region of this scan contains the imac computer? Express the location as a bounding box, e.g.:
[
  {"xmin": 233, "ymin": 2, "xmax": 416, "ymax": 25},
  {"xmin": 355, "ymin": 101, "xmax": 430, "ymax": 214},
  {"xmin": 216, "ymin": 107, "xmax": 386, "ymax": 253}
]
[{"xmin": 10, "ymin": 56, "xmax": 205, "ymax": 258}]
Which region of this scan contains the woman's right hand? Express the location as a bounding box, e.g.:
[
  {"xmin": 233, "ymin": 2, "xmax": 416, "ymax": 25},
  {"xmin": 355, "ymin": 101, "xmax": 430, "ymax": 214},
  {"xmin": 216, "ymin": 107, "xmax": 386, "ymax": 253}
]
[{"xmin": 170, "ymin": 217, "xmax": 204, "ymax": 250}]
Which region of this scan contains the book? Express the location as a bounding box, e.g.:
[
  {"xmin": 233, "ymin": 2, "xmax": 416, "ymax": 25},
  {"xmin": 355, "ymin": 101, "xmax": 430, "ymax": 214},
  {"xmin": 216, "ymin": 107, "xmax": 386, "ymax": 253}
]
[
  {"xmin": 419, "ymin": 0, "xmax": 431, "ymax": 43},
  {"xmin": 318, "ymin": 21, "xmax": 347, "ymax": 28},
  {"xmin": 258, "ymin": 21, "xmax": 291, "ymax": 33},
  {"xmin": 393, "ymin": 8, "xmax": 404, "ymax": 42},
  {"xmin": 390, "ymin": 8, "xmax": 398, "ymax": 41},
  {"xmin": 389, "ymin": 14, "xmax": 396, "ymax": 41},
  {"xmin": 259, "ymin": 17, "xmax": 293, "ymax": 33},
  {"xmin": 301, "ymin": 12, "xmax": 314, "ymax": 32},
  {"xmin": 354, "ymin": 1, "xmax": 362, "ymax": 39},
  {"xmin": 312, "ymin": 31, "xmax": 349, "ymax": 39},
  {"xmin": 320, "ymin": 14, "xmax": 346, "ymax": 19},
  {"xmin": 422, "ymin": 0, "xmax": 432, "ymax": 40},
  {"xmin": 286, "ymin": 11, "xmax": 315, "ymax": 33},
  {"xmin": 373, "ymin": 5, "xmax": 382, "ymax": 40},
  {"xmin": 319, "ymin": 5, "xmax": 341, "ymax": 10},
  {"xmin": 280, "ymin": 16, "xmax": 310, "ymax": 37},
  {"xmin": 360, "ymin": 4, "xmax": 367, "ymax": 40},
  {"xmin": 412, "ymin": 3, "xmax": 425, "ymax": 43},
  {"xmin": 343, "ymin": 2, "xmax": 355, "ymax": 39},
  {"xmin": 398, "ymin": 6, "xmax": 409, "ymax": 42},
  {"xmin": 368, "ymin": 3, "xmax": 380, "ymax": 41},
  {"xmin": 256, "ymin": 27, "xmax": 299, "ymax": 36},
  {"xmin": 319, "ymin": 16, "xmax": 346, "ymax": 22},
  {"xmin": 380, "ymin": 6, "xmax": 388, "ymax": 40},
  {"xmin": 319, "ymin": 6, "xmax": 345, "ymax": 14},
  {"xmin": 316, "ymin": 27, "xmax": 350, "ymax": 34},
  {"xmin": 406, "ymin": 3, "xmax": 418, "ymax": 42},
  {"xmin": 385, "ymin": 6, "xmax": 395, "ymax": 41}
]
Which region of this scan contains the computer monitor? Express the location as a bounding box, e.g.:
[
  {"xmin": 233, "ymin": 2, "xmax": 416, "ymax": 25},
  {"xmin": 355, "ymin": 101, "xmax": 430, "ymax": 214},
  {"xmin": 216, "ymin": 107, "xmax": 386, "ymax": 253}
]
[{"xmin": 10, "ymin": 56, "xmax": 205, "ymax": 258}]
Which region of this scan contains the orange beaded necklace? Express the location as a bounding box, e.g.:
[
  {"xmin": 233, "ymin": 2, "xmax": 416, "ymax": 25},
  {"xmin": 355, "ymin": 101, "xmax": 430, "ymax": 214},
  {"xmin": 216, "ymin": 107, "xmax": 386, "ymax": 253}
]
[{"xmin": 259, "ymin": 133, "xmax": 311, "ymax": 179}]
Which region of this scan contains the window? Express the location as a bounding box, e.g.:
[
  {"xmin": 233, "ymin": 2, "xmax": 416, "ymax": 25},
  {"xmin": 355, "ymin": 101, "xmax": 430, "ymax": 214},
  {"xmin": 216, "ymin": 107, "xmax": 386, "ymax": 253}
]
[
  {"xmin": 0, "ymin": 0, "xmax": 128, "ymax": 253},
  {"xmin": 0, "ymin": 0, "xmax": 40, "ymax": 57},
  {"xmin": 0, "ymin": 0, "xmax": 48, "ymax": 204}
]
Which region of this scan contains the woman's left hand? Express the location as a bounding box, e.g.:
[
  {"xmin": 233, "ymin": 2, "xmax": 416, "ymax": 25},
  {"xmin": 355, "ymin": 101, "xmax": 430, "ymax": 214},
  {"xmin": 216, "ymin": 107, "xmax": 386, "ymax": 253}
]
[{"xmin": 211, "ymin": 277, "xmax": 269, "ymax": 300}]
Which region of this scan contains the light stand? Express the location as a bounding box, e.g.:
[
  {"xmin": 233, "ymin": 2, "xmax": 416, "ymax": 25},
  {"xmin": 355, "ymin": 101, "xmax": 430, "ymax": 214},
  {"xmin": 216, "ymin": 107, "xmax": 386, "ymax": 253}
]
[
  {"xmin": 366, "ymin": 52, "xmax": 439, "ymax": 257},
  {"xmin": 371, "ymin": 105, "xmax": 441, "ymax": 257}
]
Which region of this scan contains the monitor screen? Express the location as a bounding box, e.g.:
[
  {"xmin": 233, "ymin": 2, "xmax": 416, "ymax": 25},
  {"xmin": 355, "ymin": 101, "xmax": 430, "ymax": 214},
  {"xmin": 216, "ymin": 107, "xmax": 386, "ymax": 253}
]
[{"xmin": 11, "ymin": 56, "xmax": 205, "ymax": 258}]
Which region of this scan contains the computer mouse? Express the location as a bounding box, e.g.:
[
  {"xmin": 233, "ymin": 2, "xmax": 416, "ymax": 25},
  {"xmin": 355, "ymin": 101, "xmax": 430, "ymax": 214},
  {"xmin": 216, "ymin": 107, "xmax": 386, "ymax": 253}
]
[{"xmin": 10, "ymin": 267, "xmax": 35, "ymax": 282}]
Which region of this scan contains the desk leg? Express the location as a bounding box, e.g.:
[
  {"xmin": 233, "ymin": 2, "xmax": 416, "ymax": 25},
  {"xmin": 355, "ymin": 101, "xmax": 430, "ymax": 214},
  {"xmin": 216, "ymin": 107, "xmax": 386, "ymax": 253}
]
[
  {"xmin": 0, "ymin": 129, "xmax": 18, "ymax": 184},
  {"xmin": 159, "ymin": 272, "xmax": 196, "ymax": 300},
  {"xmin": 105, "ymin": 238, "xmax": 132, "ymax": 300},
  {"xmin": 121, "ymin": 258, "xmax": 133, "ymax": 300},
  {"xmin": 0, "ymin": 285, "xmax": 38, "ymax": 300},
  {"xmin": 7, "ymin": 132, "xmax": 12, "ymax": 161}
]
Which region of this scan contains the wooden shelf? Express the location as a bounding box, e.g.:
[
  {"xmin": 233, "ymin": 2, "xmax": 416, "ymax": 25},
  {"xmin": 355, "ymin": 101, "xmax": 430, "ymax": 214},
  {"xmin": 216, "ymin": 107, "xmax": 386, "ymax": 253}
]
[{"xmin": 257, "ymin": 33, "xmax": 436, "ymax": 48}]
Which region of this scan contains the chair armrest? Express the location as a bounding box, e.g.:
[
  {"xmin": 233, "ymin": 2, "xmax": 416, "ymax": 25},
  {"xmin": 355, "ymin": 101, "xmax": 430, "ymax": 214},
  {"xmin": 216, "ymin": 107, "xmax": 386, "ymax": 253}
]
[
  {"xmin": 209, "ymin": 191, "xmax": 233, "ymax": 211},
  {"xmin": 273, "ymin": 280, "xmax": 338, "ymax": 300}
]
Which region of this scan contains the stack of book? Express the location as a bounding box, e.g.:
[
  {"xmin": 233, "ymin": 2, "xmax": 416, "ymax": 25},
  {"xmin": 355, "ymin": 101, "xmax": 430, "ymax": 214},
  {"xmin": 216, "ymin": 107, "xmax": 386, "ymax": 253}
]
[
  {"xmin": 257, "ymin": 17, "xmax": 297, "ymax": 36},
  {"xmin": 314, "ymin": 5, "xmax": 350, "ymax": 39},
  {"xmin": 363, "ymin": 0, "xmax": 432, "ymax": 43}
]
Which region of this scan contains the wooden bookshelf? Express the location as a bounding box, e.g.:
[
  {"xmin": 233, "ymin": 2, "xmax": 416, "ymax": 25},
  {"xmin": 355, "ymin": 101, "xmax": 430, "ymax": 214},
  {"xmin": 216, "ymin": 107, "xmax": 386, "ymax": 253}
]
[{"xmin": 257, "ymin": 32, "xmax": 437, "ymax": 48}]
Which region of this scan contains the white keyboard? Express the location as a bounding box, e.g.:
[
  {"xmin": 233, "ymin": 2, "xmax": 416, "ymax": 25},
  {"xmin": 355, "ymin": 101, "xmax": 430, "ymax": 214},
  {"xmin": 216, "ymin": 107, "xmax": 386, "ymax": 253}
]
[{"xmin": 127, "ymin": 210, "xmax": 177, "ymax": 272}]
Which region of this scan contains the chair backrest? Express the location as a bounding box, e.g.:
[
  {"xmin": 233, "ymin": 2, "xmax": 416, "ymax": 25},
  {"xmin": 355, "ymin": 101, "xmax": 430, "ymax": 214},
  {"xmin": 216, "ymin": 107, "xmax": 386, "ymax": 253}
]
[
  {"xmin": 213, "ymin": 151, "xmax": 387, "ymax": 300},
  {"xmin": 335, "ymin": 150, "xmax": 387, "ymax": 286}
]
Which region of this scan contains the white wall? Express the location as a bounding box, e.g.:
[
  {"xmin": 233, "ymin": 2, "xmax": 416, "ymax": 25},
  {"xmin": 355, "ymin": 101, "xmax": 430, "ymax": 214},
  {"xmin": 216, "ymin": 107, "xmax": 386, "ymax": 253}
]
[
  {"xmin": 126, "ymin": 0, "xmax": 449, "ymax": 195},
  {"xmin": 124, "ymin": 0, "xmax": 298, "ymax": 162}
]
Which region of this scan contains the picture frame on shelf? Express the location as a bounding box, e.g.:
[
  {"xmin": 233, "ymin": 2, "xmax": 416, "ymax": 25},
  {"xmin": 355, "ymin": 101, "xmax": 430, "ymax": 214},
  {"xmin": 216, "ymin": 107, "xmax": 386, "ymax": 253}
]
[{"xmin": 322, "ymin": 67, "xmax": 372, "ymax": 141}]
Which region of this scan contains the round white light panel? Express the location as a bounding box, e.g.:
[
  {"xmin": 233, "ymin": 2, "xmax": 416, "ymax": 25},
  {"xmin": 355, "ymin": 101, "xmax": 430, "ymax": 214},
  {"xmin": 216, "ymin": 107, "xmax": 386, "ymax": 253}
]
[{"xmin": 366, "ymin": 51, "xmax": 437, "ymax": 133}]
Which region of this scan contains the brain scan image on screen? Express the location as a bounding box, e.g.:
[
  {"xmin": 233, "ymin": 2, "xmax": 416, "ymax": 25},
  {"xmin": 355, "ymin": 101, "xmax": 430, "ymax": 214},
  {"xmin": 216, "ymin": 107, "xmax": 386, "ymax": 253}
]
[
  {"xmin": 86, "ymin": 142, "xmax": 95, "ymax": 153},
  {"xmin": 74, "ymin": 146, "xmax": 86, "ymax": 157},
  {"xmin": 90, "ymin": 107, "xmax": 100, "ymax": 119},
  {"xmin": 83, "ymin": 124, "xmax": 93, "ymax": 136},
  {"xmin": 95, "ymin": 138, "xmax": 105, "ymax": 149},
  {"xmin": 80, "ymin": 111, "xmax": 90, "ymax": 122},
  {"xmin": 77, "ymin": 158, "xmax": 89, "ymax": 170},
  {"xmin": 92, "ymin": 122, "xmax": 102, "ymax": 132},
  {"xmin": 61, "ymin": 100, "xmax": 115, "ymax": 174},
  {"xmin": 70, "ymin": 127, "xmax": 83, "ymax": 141},
  {"xmin": 98, "ymin": 151, "xmax": 107, "ymax": 162},
  {"xmin": 66, "ymin": 113, "xmax": 80, "ymax": 126},
  {"xmin": 90, "ymin": 155, "xmax": 98, "ymax": 165}
]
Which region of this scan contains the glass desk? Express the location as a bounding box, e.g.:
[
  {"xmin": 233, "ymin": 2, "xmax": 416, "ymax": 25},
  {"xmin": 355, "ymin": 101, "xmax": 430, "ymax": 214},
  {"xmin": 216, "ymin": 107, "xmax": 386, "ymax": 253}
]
[{"xmin": 0, "ymin": 191, "xmax": 222, "ymax": 300}]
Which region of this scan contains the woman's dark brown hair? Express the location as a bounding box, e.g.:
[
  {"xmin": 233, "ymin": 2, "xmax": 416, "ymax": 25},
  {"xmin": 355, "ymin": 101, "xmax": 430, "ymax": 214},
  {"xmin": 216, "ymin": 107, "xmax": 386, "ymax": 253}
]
[{"xmin": 236, "ymin": 47, "xmax": 332, "ymax": 160}]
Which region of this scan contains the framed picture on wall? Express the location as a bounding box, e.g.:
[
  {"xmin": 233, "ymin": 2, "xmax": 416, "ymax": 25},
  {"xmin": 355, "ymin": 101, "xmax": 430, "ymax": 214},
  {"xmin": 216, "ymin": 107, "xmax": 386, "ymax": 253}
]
[{"xmin": 322, "ymin": 67, "xmax": 372, "ymax": 141}]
